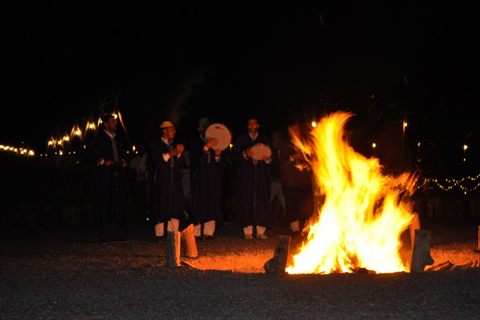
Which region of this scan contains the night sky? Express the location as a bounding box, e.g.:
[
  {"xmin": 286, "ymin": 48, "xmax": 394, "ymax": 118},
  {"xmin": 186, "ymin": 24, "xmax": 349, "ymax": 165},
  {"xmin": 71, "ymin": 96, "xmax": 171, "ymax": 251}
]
[{"xmin": 2, "ymin": 2, "xmax": 479, "ymax": 176}]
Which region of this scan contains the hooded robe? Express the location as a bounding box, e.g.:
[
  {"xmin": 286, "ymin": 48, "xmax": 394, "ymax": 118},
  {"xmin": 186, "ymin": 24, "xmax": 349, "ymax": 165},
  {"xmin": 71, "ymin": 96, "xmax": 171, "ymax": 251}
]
[
  {"xmin": 150, "ymin": 138, "xmax": 186, "ymax": 224},
  {"xmin": 87, "ymin": 129, "xmax": 129, "ymax": 240},
  {"xmin": 232, "ymin": 132, "xmax": 273, "ymax": 229},
  {"xmin": 189, "ymin": 135, "xmax": 225, "ymax": 226},
  {"xmin": 279, "ymin": 139, "xmax": 314, "ymax": 223}
]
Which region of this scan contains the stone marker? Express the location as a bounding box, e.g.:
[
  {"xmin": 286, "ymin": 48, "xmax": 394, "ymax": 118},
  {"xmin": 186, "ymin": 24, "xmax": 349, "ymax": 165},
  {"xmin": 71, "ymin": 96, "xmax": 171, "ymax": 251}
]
[
  {"xmin": 264, "ymin": 235, "xmax": 291, "ymax": 275},
  {"xmin": 409, "ymin": 213, "xmax": 421, "ymax": 250},
  {"xmin": 166, "ymin": 231, "xmax": 181, "ymax": 267},
  {"xmin": 181, "ymin": 224, "xmax": 198, "ymax": 258},
  {"xmin": 410, "ymin": 229, "xmax": 434, "ymax": 273}
]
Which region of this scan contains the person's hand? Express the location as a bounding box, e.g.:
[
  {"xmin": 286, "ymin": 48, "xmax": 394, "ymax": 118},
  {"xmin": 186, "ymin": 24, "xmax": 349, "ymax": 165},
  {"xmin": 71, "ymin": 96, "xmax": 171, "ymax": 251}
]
[
  {"xmin": 205, "ymin": 138, "xmax": 219, "ymax": 150},
  {"xmin": 245, "ymin": 148, "xmax": 253, "ymax": 158},
  {"xmin": 176, "ymin": 144, "xmax": 185, "ymax": 155},
  {"xmin": 105, "ymin": 160, "xmax": 115, "ymax": 166},
  {"xmin": 263, "ymin": 155, "xmax": 271, "ymax": 162},
  {"xmin": 169, "ymin": 144, "xmax": 184, "ymax": 156},
  {"xmin": 214, "ymin": 149, "xmax": 222, "ymax": 157},
  {"xmin": 121, "ymin": 160, "xmax": 127, "ymax": 168}
]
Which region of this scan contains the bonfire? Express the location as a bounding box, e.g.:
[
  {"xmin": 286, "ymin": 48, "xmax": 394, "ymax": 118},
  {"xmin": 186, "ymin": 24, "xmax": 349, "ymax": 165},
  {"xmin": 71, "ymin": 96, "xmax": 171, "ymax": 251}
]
[{"xmin": 286, "ymin": 111, "xmax": 417, "ymax": 274}]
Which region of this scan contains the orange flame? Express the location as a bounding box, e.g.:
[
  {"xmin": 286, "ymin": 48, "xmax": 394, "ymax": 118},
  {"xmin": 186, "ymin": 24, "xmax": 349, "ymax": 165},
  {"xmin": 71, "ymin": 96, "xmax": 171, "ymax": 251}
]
[{"xmin": 286, "ymin": 112, "xmax": 416, "ymax": 274}]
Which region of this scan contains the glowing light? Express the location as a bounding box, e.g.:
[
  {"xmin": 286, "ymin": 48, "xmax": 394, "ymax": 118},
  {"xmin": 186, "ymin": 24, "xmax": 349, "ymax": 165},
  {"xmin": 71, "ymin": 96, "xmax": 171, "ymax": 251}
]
[
  {"xmin": 464, "ymin": 144, "xmax": 468, "ymax": 150},
  {"xmin": 312, "ymin": 121, "xmax": 317, "ymax": 128},
  {"xmin": 372, "ymin": 143, "xmax": 376, "ymax": 148}
]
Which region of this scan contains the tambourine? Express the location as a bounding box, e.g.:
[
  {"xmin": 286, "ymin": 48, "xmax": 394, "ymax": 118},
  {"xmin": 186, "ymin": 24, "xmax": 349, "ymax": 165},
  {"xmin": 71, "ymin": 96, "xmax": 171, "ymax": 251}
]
[
  {"xmin": 205, "ymin": 123, "xmax": 232, "ymax": 151},
  {"xmin": 250, "ymin": 143, "xmax": 272, "ymax": 160}
]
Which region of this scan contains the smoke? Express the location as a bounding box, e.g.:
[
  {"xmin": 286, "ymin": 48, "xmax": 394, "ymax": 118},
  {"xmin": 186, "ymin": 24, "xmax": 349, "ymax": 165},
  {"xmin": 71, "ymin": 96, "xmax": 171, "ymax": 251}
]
[{"xmin": 166, "ymin": 67, "xmax": 211, "ymax": 124}]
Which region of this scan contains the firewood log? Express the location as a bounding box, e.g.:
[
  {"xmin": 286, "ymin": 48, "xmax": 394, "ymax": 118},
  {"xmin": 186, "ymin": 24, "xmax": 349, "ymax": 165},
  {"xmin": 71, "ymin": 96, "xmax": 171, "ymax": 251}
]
[{"xmin": 425, "ymin": 260, "xmax": 450, "ymax": 272}]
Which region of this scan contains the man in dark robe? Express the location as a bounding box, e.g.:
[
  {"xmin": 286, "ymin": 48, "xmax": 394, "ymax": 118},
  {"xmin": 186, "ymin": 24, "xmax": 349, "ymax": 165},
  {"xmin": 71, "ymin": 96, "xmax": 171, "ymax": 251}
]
[
  {"xmin": 87, "ymin": 113, "xmax": 129, "ymax": 243},
  {"xmin": 189, "ymin": 118, "xmax": 224, "ymax": 240},
  {"xmin": 279, "ymin": 123, "xmax": 314, "ymax": 235},
  {"xmin": 232, "ymin": 118, "xmax": 273, "ymax": 239},
  {"xmin": 150, "ymin": 121, "xmax": 186, "ymax": 239}
]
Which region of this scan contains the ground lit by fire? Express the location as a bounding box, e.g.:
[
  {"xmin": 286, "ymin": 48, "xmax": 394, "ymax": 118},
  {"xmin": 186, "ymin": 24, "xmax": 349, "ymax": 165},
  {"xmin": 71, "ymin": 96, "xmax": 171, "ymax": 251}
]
[{"xmin": 286, "ymin": 112, "xmax": 417, "ymax": 274}]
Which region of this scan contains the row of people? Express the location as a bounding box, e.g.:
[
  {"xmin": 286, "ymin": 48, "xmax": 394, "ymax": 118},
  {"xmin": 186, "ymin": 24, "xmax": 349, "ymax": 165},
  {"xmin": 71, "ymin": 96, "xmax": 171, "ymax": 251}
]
[{"xmin": 87, "ymin": 113, "xmax": 315, "ymax": 242}]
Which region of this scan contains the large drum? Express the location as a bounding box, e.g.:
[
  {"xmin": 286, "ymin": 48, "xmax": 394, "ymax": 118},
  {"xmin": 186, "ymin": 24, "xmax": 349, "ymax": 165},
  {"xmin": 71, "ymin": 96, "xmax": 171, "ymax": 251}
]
[
  {"xmin": 250, "ymin": 143, "xmax": 272, "ymax": 160},
  {"xmin": 205, "ymin": 123, "xmax": 232, "ymax": 151}
]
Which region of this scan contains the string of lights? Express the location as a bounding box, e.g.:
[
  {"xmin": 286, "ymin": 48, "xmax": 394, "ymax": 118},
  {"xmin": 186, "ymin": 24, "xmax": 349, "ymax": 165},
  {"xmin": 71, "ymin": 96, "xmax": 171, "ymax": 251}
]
[
  {"xmin": 41, "ymin": 107, "xmax": 136, "ymax": 156},
  {"xmin": 416, "ymin": 173, "xmax": 480, "ymax": 195},
  {"xmin": 0, "ymin": 144, "xmax": 35, "ymax": 156}
]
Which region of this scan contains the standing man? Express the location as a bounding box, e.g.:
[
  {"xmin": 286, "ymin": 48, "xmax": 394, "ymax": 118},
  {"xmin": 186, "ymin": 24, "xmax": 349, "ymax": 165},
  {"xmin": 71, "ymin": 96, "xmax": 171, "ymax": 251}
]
[
  {"xmin": 190, "ymin": 118, "xmax": 224, "ymax": 240},
  {"xmin": 87, "ymin": 113, "xmax": 129, "ymax": 243},
  {"xmin": 150, "ymin": 121, "xmax": 186, "ymax": 239},
  {"xmin": 279, "ymin": 123, "xmax": 314, "ymax": 235},
  {"xmin": 232, "ymin": 117, "xmax": 273, "ymax": 239}
]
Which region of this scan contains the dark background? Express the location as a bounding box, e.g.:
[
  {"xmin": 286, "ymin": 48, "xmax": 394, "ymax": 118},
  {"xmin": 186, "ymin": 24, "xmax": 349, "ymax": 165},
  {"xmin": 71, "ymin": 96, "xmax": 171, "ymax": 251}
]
[{"xmin": 2, "ymin": 2, "xmax": 479, "ymax": 177}]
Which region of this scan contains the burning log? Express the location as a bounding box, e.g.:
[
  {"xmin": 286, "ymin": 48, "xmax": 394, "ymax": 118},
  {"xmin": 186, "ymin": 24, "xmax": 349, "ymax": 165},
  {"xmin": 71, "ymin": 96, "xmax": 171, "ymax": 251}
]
[
  {"xmin": 410, "ymin": 229, "xmax": 434, "ymax": 273},
  {"xmin": 409, "ymin": 213, "xmax": 421, "ymax": 250},
  {"xmin": 264, "ymin": 235, "xmax": 291, "ymax": 275},
  {"xmin": 354, "ymin": 267, "xmax": 376, "ymax": 274},
  {"xmin": 452, "ymin": 261, "xmax": 473, "ymax": 271},
  {"xmin": 181, "ymin": 224, "xmax": 198, "ymax": 258},
  {"xmin": 435, "ymin": 261, "xmax": 454, "ymax": 272},
  {"xmin": 425, "ymin": 260, "xmax": 451, "ymax": 272},
  {"xmin": 166, "ymin": 231, "xmax": 181, "ymax": 267}
]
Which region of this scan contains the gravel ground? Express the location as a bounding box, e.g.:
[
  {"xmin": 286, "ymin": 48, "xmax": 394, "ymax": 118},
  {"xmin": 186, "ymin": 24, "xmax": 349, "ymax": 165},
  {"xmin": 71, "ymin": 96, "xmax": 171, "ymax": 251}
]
[{"xmin": 1, "ymin": 217, "xmax": 479, "ymax": 319}]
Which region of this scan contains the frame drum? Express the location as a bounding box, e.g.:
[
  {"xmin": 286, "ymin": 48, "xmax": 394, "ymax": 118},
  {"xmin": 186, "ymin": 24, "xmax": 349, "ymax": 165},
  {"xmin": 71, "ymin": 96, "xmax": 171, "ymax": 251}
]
[
  {"xmin": 205, "ymin": 123, "xmax": 232, "ymax": 150},
  {"xmin": 250, "ymin": 143, "xmax": 272, "ymax": 160}
]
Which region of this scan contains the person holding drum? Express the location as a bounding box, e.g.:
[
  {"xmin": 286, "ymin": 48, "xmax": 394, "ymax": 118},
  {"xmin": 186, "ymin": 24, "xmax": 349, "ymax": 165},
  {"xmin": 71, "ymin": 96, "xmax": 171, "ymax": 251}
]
[
  {"xmin": 189, "ymin": 117, "xmax": 226, "ymax": 240},
  {"xmin": 279, "ymin": 123, "xmax": 314, "ymax": 236},
  {"xmin": 150, "ymin": 121, "xmax": 186, "ymax": 239},
  {"xmin": 232, "ymin": 117, "xmax": 273, "ymax": 239}
]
